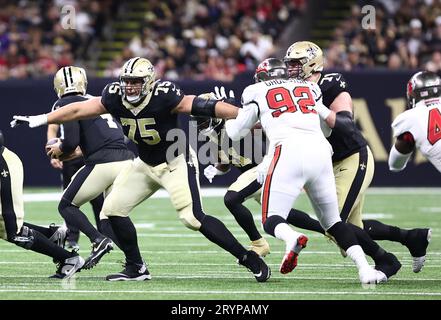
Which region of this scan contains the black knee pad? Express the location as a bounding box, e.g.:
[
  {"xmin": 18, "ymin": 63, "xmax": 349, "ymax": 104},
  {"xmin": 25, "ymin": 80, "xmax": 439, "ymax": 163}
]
[
  {"xmin": 10, "ymin": 226, "xmax": 34, "ymax": 249},
  {"xmin": 224, "ymin": 191, "xmax": 243, "ymax": 209},
  {"xmin": 263, "ymin": 215, "xmax": 286, "ymax": 237}
]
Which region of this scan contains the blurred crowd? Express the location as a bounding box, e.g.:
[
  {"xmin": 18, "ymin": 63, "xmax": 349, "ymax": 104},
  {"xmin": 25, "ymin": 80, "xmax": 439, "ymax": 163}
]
[
  {"xmin": 103, "ymin": 0, "xmax": 305, "ymax": 81},
  {"xmin": 325, "ymin": 0, "xmax": 441, "ymax": 72},
  {"xmin": 0, "ymin": 0, "xmax": 119, "ymax": 80}
]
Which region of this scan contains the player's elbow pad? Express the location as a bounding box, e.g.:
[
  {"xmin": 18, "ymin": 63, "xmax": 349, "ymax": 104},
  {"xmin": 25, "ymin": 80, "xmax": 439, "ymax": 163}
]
[
  {"xmin": 388, "ymin": 144, "xmax": 412, "ymax": 172},
  {"xmin": 191, "ymin": 97, "xmax": 217, "ymax": 118},
  {"xmin": 334, "ymin": 111, "xmax": 356, "ymax": 135}
]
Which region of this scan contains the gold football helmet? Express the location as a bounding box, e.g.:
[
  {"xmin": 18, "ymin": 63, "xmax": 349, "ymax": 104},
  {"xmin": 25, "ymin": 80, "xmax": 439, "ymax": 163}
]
[
  {"xmin": 283, "ymin": 41, "xmax": 324, "ymax": 80},
  {"xmin": 120, "ymin": 57, "xmax": 156, "ymax": 104},
  {"xmin": 54, "ymin": 66, "xmax": 88, "ymax": 98}
]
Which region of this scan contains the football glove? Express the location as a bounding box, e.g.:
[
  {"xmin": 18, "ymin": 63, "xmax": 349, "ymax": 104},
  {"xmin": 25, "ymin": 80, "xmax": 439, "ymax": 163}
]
[
  {"xmin": 11, "ymin": 115, "xmax": 48, "ymax": 128},
  {"xmin": 212, "ymin": 86, "xmax": 235, "ymax": 104},
  {"xmin": 203, "ymin": 164, "xmax": 229, "ymax": 183},
  {"xmin": 256, "ymin": 155, "xmax": 272, "ymax": 185}
]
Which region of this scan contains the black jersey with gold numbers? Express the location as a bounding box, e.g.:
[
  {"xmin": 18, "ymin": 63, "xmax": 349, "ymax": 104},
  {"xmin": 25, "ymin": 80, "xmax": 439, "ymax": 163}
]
[
  {"xmin": 318, "ymin": 72, "xmax": 367, "ymax": 162},
  {"xmin": 101, "ymin": 80, "xmax": 185, "ymax": 166},
  {"xmin": 52, "ymin": 95, "xmax": 132, "ymax": 165}
]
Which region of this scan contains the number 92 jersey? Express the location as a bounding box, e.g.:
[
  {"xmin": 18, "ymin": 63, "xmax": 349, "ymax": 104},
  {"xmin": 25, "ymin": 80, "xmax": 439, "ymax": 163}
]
[{"xmin": 101, "ymin": 80, "xmax": 184, "ymax": 166}]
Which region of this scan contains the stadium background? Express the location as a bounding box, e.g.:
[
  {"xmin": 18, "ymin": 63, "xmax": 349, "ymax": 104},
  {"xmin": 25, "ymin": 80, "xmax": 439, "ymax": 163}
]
[{"xmin": 0, "ymin": 0, "xmax": 440, "ymax": 187}]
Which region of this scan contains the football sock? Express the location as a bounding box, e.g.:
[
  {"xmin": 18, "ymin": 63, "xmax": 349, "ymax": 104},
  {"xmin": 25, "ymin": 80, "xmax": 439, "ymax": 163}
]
[
  {"xmin": 99, "ymin": 218, "xmax": 121, "ymax": 248},
  {"xmin": 58, "ymin": 200, "xmax": 103, "ymax": 242},
  {"xmin": 274, "ymin": 222, "xmax": 301, "ymax": 253},
  {"xmin": 363, "ymin": 219, "xmax": 409, "ymax": 244},
  {"xmin": 348, "ymin": 223, "xmax": 386, "ymax": 260},
  {"xmin": 90, "ymin": 194, "xmax": 104, "ymax": 226},
  {"xmin": 224, "ymin": 191, "xmax": 262, "ymax": 241},
  {"xmin": 327, "ymin": 221, "xmax": 358, "ymax": 251},
  {"xmin": 346, "ymin": 245, "xmax": 370, "ymax": 270},
  {"xmin": 199, "ymin": 215, "xmax": 246, "ymax": 259},
  {"xmin": 286, "ymin": 208, "xmax": 325, "ymax": 234},
  {"xmin": 29, "ymin": 229, "xmax": 72, "ymax": 261},
  {"xmin": 108, "ymin": 216, "xmax": 143, "ymax": 265},
  {"xmin": 22, "ymin": 222, "xmax": 52, "ymax": 237}
]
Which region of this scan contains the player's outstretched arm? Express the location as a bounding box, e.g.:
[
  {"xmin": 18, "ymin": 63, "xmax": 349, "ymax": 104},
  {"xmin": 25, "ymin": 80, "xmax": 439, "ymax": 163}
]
[
  {"xmin": 11, "ymin": 97, "xmax": 107, "ymax": 128},
  {"xmin": 172, "ymin": 95, "xmax": 239, "ymax": 119}
]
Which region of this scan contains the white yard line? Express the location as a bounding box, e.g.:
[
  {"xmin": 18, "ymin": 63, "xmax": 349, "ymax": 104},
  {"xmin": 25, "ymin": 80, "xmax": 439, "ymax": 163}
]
[
  {"xmin": 0, "ymin": 288, "xmax": 440, "ymax": 296},
  {"xmin": 22, "ymin": 187, "xmax": 441, "ymax": 202}
]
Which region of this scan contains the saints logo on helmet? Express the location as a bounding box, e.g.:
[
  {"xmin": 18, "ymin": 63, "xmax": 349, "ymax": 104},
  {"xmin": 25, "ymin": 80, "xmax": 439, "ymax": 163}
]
[
  {"xmin": 254, "ymin": 58, "xmax": 288, "ymax": 83},
  {"xmin": 283, "ymin": 41, "xmax": 324, "ymax": 80},
  {"xmin": 120, "ymin": 57, "xmax": 156, "ymax": 105},
  {"xmin": 54, "ymin": 66, "xmax": 88, "ymax": 98},
  {"xmin": 406, "ymin": 71, "xmax": 441, "ymax": 109}
]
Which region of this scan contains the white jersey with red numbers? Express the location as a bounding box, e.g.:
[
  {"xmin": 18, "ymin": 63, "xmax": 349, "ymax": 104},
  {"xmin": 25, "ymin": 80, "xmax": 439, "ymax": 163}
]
[
  {"xmin": 225, "ymin": 78, "xmax": 340, "ymax": 231},
  {"xmin": 226, "ymin": 78, "xmax": 332, "ymax": 145},
  {"xmin": 392, "ymin": 98, "xmax": 441, "ymax": 172}
]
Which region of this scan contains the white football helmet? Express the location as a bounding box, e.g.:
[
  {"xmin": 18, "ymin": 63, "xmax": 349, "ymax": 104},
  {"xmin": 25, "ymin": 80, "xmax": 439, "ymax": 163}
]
[
  {"xmin": 120, "ymin": 57, "xmax": 156, "ymax": 104},
  {"xmin": 283, "ymin": 41, "xmax": 324, "ymax": 80},
  {"xmin": 54, "ymin": 66, "xmax": 88, "ymax": 98}
]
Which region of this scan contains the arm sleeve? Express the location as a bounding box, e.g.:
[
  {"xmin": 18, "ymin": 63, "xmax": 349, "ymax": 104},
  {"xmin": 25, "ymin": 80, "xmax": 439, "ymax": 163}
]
[
  {"xmin": 60, "ymin": 121, "xmax": 80, "ymax": 154},
  {"xmin": 388, "ymin": 144, "xmax": 413, "ymax": 172},
  {"xmin": 225, "ymin": 104, "xmax": 259, "ymax": 141}
]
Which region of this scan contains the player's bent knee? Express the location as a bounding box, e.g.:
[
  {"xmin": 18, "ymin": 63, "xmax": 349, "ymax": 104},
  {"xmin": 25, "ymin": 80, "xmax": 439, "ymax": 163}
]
[
  {"xmin": 224, "ymin": 191, "xmax": 243, "ymax": 209},
  {"xmin": 178, "ymin": 206, "xmax": 202, "ymax": 231},
  {"xmin": 10, "ymin": 226, "xmax": 34, "ymax": 250}
]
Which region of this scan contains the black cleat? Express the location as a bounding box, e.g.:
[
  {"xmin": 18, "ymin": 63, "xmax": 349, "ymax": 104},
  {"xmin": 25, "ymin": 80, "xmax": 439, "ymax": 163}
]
[
  {"xmin": 83, "ymin": 237, "xmax": 114, "ymax": 270},
  {"xmin": 404, "ymin": 228, "xmax": 431, "ymax": 272},
  {"xmin": 374, "ymin": 252, "xmax": 402, "ymax": 280},
  {"xmin": 106, "ymin": 262, "xmax": 152, "ymax": 281},
  {"xmin": 238, "ymin": 250, "xmax": 271, "ymax": 282}
]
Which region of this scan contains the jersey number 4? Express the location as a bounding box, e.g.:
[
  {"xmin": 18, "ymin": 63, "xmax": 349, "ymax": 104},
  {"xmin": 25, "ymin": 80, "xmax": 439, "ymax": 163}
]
[
  {"xmin": 266, "ymin": 86, "xmax": 316, "ymax": 118},
  {"xmin": 428, "ymin": 108, "xmax": 441, "ymax": 145}
]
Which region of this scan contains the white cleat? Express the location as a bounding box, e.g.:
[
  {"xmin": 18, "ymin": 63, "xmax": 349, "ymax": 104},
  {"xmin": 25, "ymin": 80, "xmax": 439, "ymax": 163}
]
[
  {"xmin": 359, "ymin": 267, "xmax": 379, "ymax": 285},
  {"xmin": 375, "ymin": 270, "xmax": 388, "ymax": 283}
]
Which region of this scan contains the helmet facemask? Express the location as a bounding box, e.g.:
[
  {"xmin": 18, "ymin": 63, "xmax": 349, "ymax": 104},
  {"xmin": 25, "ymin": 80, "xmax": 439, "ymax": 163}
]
[
  {"xmin": 120, "ymin": 76, "xmax": 151, "ymax": 104},
  {"xmin": 119, "ymin": 57, "xmax": 156, "ymax": 105}
]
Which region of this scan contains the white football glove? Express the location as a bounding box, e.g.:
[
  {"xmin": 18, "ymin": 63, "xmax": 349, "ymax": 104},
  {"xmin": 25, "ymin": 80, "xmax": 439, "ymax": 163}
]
[
  {"xmin": 203, "ymin": 165, "xmax": 229, "ymax": 183},
  {"xmin": 213, "ymin": 86, "xmax": 235, "ymax": 101},
  {"xmin": 256, "ymin": 156, "xmax": 272, "ymax": 185},
  {"xmin": 11, "ymin": 115, "xmax": 48, "ymax": 128}
]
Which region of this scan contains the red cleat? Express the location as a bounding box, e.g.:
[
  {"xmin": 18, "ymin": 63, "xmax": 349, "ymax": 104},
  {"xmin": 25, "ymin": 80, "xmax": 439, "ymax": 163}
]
[{"xmin": 280, "ymin": 235, "xmax": 308, "ymax": 274}]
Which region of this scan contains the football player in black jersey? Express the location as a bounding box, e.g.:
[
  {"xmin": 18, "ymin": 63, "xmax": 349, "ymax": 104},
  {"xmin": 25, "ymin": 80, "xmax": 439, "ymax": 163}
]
[
  {"xmin": 48, "ymin": 66, "xmax": 105, "ymax": 251},
  {"xmin": 1, "ymin": 129, "xmax": 85, "ymax": 279},
  {"xmin": 45, "ymin": 66, "xmax": 135, "ymax": 273},
  {"xmin": 12, "ymin": 57, "xmax": 270, "ymax": 282},
  {"xmin": 283, "ymin": 41, "xmax": 430, "ymax": 273}
]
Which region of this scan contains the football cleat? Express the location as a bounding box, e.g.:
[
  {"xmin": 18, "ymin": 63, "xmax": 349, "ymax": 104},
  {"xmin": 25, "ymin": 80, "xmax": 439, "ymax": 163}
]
[
  {"xmin": 50, "ymin": 254, "xmax": 84, "ymax": 279},
  {"xmin": 359, "ymin": 266, "xmax": 381, "ymax": 285},
  {"xmin": 374, "ymin": 252, "xmax": 402, "ymax": 280},
  {"xmin": 48, "ymin": 223, "xmax": 68, "ymax": 249},
  {"xmin": 250, "ymin": 238, "xmax": 271, "ymax": 257},
  {"xmin": 106, "ymin": 262, "xmax": 152, "ymax": 281},
  {"xmin": 280, "ymin": 235, "xmax": 308, "ymax": 274},
  {"xmin": 83, "ymin": 237, "xmax": 114, "ymax": 270},
  {"xmin": 238, "ymin": 250, "xmax": 271, "ymax": 282},
  {"xmin": 404, "ymin": 228, "xmax": 431, "ymax": 273}
]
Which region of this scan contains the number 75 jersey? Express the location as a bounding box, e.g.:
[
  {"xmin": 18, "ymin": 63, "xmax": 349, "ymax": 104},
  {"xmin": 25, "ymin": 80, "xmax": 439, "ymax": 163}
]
[
  {"xmin": 101, "ymin": 80, "xmax": 184, "ymax": 166},
  {"xmin": 236, "ymin": 78, "xmax": 329, "ymax": 144},
  {"xmin": 391, "ymin": 99, "xmax": 441, "ymax": 172}
]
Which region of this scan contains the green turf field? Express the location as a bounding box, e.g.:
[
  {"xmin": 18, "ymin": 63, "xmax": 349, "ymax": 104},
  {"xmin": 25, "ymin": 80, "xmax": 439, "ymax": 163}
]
[{"xmin": 0, "ymin": 188, "xmax": 440, "ymax": 300}]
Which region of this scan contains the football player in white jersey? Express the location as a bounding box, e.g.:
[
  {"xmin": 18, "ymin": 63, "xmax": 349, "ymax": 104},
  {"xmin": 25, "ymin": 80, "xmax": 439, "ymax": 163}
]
[
  {"xmin": 389, "ymin": 71, "xmax": 439, "ymax": 268},
  {"xmin": 225, "ymin": 58, "xmax": 385, "ymax": 284},
  {"xmin": 389, "ymin": 71, "xmax": 441, "ymax": 173}
]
